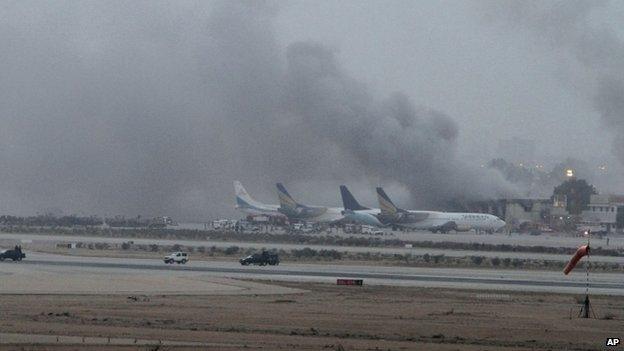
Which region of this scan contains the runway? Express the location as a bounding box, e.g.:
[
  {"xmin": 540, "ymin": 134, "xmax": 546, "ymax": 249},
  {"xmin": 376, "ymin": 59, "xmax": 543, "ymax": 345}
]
[{"xmin": 3, "ymin": 252, "xmax": 623, "ymax": 296}]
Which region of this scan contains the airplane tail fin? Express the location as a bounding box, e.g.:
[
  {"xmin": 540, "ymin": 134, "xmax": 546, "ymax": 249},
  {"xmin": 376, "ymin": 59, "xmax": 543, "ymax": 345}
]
[
  {"xmin": 276, "ymin": 183, "xmax": 300, "ymax": 210},
  {"xmin": 340, "ymin": 185, "xmax": 369, "ymax": 211},
  {"xmin": 376, "ymin": 187, "xmax": 400, "ymax": 216},
  {"xmin": 234, "ymin": 181, "xmax": 261, "ymax": 209}
]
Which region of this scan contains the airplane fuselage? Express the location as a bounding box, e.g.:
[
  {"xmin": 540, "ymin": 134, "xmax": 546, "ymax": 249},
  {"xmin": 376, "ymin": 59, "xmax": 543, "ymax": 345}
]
[
  {"xmin": 235, "ymin": 197, "xmax": 285, "ymax": 219},
  {"xmin": 279, "ymin": 206, "xmax": 349, "ymax": 224},
  {"xmin": 234, "ymin": 181, "xmax": 285, "ymax": 218},
  {"xmin": 392, "ymin": 210, "xmax": 506, "ymax": 233}
]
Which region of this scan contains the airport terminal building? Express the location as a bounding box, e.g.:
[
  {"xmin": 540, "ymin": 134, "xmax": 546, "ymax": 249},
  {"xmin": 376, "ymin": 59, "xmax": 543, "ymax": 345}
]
[
  {"xmin": 581, "ymin": 194, "xmax": 624, "ymax": 233},
  {"xmin": 471, "ymin": 195, "xmax": 624, "ymax": 234},
  {"xmin": 504, "ymin": 199, "xmax": 552, "ymax": 230}
]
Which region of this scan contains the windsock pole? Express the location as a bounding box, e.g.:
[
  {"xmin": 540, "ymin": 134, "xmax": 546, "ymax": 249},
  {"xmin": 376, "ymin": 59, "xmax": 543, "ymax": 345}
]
[
  {"xmin": 585, "ymin": 230, "xmax": 590, "ymax": 295},
  {"xmin": 580, "ymin": 230, "xmax": 594, "ymax": 318}
]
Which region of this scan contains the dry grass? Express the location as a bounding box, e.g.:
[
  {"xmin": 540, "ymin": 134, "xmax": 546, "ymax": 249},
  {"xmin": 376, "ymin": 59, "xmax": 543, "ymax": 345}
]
[{"xmin": 0, "ymin": 282, "xmax": 622, "ymax": 350}]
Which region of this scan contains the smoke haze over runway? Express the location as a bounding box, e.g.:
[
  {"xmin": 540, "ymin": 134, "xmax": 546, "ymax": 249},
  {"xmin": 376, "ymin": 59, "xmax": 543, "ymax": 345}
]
[{"xmin": 0, "ymin": 1, "xmax": 621, "ymax": 219}]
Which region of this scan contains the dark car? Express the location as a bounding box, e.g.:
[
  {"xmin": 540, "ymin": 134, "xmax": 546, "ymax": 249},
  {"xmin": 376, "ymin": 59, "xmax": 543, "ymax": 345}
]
[
  {"xmin": 0, "ymin": 246, "xmax": 26, "ymax": 262},
  {"xmin": 239, "ymin": 251, "xmax": 279, "ymax": 266}
]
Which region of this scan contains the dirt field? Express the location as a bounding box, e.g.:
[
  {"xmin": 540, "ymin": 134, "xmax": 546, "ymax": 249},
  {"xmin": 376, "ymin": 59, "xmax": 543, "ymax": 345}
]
[{"xmin": 1, "ymin": 282, "xmax": 622, "ymax": 351}]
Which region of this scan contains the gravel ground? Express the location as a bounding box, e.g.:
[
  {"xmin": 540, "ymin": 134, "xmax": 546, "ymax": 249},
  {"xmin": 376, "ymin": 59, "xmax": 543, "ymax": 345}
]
[{"xmin": 0, "ymin": 282, "xmax": 622, "ymax": 350}]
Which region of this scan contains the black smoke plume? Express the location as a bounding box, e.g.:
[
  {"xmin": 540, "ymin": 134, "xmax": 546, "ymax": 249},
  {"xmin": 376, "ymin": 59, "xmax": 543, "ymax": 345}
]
[{"xmin": 0, "ymin": 1, "xmax": 515, "ymax": 219}]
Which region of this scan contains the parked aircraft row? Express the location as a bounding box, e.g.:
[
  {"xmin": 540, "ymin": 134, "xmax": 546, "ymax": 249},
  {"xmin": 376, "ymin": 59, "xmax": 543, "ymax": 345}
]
[
  {"xmin": 233, "ymin": 181, "xmax": 380, "ymax": 227},
  {"xmin": 234, "ymin": 181, "xmax": 506, "ymax": 233}
]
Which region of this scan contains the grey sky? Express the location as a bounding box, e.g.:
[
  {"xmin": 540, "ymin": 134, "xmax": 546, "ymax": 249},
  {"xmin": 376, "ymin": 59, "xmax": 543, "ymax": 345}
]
[
  {"xmin": 277, "ymin": 1, "xmax": 616, "ymax": 161},
  {"xmin": 0, "ymin": 1, "xmax": 622, "ymax": 220}
]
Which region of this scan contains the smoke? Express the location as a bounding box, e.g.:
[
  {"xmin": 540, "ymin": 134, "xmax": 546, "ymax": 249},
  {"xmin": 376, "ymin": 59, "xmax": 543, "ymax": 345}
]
[
  {"xmin": 283, "ymin": 41, "xmax": 514, "ymax": 207},
  {"xmin": 479, "ymin": 0, "xmax": 624, "ymax": 169},
  {"xmin": 0, "ymin": 1, "xmax": 515, "ymax": 219}
]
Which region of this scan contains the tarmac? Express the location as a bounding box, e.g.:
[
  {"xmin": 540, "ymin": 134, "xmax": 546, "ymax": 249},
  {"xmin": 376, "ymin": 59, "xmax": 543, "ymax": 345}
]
[{"xmin": 2, "ymin": 251, "xmax": 623, "ymax": 296}]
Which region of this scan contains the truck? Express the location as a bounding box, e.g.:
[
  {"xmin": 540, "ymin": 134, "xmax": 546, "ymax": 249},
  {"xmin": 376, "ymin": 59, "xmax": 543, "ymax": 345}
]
[
  {"xmin": 0, "ymin": 246, "xmax": 26, "ymax": 261},
  {"xmin": 163, "ymin": 251, "xmax": 189, "ymax": 264},
  {"xmin": 232, "ymin": 220, "xmax": 261, "ymax": 233},
  {"xmin": 213, "ymin": 219, "xmax": 236, "ymax": 230},
  {"xmin": 147, "ymin": 216, "xmax": 177, "ymax": 228},
  {"xmin": 239, "ymin": 251, "xmax": 280, "ymax": 266},
  {"xmin": 361, "ymin": 225, "xmax": 384, "ymax": 236},
  {"xmin": 292, "ymin": 222, "xmax": 315, "ymax": 233}
]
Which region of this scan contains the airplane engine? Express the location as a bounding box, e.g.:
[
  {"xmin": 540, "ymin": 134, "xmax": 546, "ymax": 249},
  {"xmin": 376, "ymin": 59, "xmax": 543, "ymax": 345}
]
[
  {"xmin": 342, "ymin": 210, "xmax": 383, "ymax": 227},
  {"xmin": 433, "ymin": 221, "xmax": 458, "ymax": 233},
  {"xmin": 455, "ymin": 224, "xmax": 472, "ymax": 232}
]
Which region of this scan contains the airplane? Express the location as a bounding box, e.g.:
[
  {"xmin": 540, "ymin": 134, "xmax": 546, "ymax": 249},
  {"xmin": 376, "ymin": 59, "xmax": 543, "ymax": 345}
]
[
  {"xmin": 376, "ymin": 187, "xmax": 506, "ymax": 233},
  {"xmin": 276, "ymin": 183, "xmax": 383, "ymax": 226},
  {"xmin": 338, "ymin": 185, "xmax": 384, "ymax": 226},
  {"xmin": 233, "ymin": 181, "xmax": 284, "ymax": 218}
]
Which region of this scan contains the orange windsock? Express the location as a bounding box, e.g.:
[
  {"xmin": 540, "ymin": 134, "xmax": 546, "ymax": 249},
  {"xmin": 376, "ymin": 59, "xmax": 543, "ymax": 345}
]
[{"xmin": 563, "ymin": 245, "xmax": 590, "ymax": 275}]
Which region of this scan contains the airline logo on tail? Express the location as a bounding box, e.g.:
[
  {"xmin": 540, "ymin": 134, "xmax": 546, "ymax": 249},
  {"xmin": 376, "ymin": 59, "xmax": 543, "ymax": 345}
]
[
  {"xmin": 276, "ymin": 182, "xmax": 299, "ymax": 210},
  {"xmin": 376, "ymin": 187, "xmax": 399, "ymax": 216},
  {"xmin": 340, "ymin": 185, "xmax": 370, "ymax": 211},
  {"xmin": 234, "ymin": 181, "xmax": 254, "ymax": 208},
  {"xmin": 233, "ymin": 181, "xmax": 283, "ymax": 217},
  {"xmin": 275, "ymin": 183, "xmax": 328, "ymax": 219}
]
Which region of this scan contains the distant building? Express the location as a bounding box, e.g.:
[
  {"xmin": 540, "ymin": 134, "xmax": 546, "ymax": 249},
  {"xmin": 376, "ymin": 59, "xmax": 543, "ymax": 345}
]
[
  {"xmin": 465, "ymin": 199, "xmax": 506, "ymax": 219},
  {"xmin": 504, "ymin": 199, "xmax": 551, "ymax": 229},
  {"xmin": 581, "ymin": 194, "xmax": 624, "ymax": 233},
  {"xmin": 551, "ymin": 194, "xmax": 568, "ymax": 217},
  {"xmin": 466, "ymin": 198, "xmax": 553, "ymax": 231}
]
